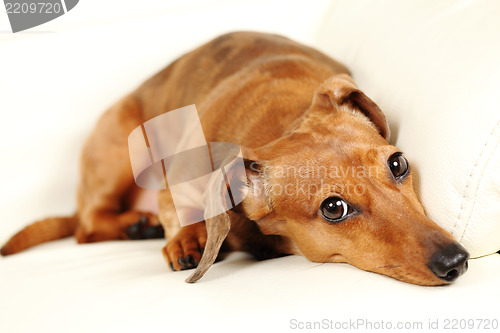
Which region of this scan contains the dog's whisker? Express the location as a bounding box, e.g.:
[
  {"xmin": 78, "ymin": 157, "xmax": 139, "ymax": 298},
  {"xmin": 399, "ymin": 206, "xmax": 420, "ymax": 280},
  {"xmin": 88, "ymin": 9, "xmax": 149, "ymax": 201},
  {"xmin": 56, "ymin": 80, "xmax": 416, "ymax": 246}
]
[
  {"xmin": 376, "ymin": 264, "xmax": 401, "ymax": 270},
  {"xmin": 300, "ymin": 263, "xmax": 326, "ymax": 271}
]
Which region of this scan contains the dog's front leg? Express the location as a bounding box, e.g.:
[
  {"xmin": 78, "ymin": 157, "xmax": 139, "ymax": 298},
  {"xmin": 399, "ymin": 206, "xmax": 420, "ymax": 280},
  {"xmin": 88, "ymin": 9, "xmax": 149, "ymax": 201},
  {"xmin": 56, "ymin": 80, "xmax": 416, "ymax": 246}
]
[
  {"xmin": 162, "ymin": 222, "xmax": 207, "ymax": 271},
  {"xmin": 158, "ymin": 189, "xmax": 207, "ymax": 271}
]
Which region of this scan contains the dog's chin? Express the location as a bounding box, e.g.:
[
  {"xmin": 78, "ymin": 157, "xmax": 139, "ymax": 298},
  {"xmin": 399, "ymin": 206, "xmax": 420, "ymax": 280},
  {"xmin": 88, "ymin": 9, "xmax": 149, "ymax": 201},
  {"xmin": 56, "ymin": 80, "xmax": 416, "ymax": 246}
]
[
  {"xmin": 326, "ymin": 256, "xmax": 451, "ymax": 286},
  {"xmin": 370, "ymin": 266, "xmax": 451, "ymax": 287}
]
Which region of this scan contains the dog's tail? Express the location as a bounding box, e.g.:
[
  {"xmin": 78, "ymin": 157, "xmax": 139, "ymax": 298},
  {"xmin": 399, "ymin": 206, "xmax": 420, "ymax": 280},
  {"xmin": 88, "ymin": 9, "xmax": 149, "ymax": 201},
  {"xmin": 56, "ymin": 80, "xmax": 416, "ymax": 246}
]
[{"xmin": 0, "ymin": 215, "xmax": 78, "ymax": 256}]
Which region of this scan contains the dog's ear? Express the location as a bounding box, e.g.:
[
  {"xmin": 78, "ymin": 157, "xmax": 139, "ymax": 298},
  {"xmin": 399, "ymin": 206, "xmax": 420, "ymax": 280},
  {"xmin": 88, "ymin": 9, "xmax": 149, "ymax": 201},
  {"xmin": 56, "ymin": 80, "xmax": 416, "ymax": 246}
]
[
  {"xmin": 312, "ymin": 74, "xmax": 390, "ymax": 140},
  {"xmin": 185, "ymin": 144, "xmax": 242, "ymax": 283},
  {"xmin": 184, "ymin": 208, "xmax": 230, "ymax": 283},
  {"xmin": 185, "ymin": 145, "xmax": 271, "ymax": 283}
]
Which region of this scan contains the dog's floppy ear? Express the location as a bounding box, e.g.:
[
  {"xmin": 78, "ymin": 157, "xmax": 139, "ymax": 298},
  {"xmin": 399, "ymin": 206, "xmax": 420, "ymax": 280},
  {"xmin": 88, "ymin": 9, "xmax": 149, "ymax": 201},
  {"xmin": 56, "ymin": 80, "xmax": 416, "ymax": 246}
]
[
  {"xmin": 184, "ymin": 193, "xmax": 231, "ymax": 283},
  {"xmin": 185, "ymin": 145, "xmax": 270, "ymax": 283},
  {"xmin": 185, "ymin": 144, "xmax": 242, "ymax": 283},
  {"xmin": 312, "ymin": 74, "xmax": 390, "ymax": 140}
]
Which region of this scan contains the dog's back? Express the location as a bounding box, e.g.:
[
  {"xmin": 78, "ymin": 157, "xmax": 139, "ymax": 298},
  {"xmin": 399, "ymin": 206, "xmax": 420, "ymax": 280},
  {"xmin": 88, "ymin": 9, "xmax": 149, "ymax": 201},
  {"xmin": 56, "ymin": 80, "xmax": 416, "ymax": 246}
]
[{"xmin": 135, "ymin": 31, "xmax": 349, "ymax": 147}]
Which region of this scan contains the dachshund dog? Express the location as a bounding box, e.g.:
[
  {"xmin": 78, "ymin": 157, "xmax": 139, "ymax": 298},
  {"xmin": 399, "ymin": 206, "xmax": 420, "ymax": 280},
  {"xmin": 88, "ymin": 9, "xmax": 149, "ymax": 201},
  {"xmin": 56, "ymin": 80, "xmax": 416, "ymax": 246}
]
[{"xmin": 1, "ymin": 32, "xmax": 469, "ymax": 286}]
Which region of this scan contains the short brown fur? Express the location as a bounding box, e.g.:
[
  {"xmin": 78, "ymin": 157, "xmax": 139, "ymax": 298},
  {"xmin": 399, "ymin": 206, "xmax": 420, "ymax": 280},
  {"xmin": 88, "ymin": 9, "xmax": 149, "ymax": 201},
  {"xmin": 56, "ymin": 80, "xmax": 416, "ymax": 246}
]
[{"xmin": 1, "ymin": 32, "xmax": 466, "ymax": 286}]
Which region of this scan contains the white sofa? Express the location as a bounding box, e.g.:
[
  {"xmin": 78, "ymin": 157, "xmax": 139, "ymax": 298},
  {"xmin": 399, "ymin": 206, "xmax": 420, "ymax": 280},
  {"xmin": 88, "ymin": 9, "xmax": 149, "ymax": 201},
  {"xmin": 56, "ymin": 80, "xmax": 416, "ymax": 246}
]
[{"xmin": 1, "ymin": 1, "xmax": 499, "ymax": 332}]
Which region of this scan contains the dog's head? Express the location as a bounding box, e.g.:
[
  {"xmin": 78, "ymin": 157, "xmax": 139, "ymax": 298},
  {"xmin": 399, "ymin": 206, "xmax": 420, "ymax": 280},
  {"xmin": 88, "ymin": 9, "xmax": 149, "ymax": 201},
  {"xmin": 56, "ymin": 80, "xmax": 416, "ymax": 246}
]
[{"xmin": 187, "ymin": 74, "xmax": 469, "ymax": 286}]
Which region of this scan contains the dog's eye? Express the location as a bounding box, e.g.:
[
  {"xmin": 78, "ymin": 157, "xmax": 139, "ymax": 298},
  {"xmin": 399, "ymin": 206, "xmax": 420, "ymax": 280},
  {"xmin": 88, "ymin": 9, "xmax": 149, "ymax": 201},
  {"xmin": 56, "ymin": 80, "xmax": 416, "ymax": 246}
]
[
  {"xmin": 388, "ymin": 153, "xmax": 409, "ymax": 180},
  {"xmin": 320, "ymin": 197, "xmax": 349, "ymax": 223}
]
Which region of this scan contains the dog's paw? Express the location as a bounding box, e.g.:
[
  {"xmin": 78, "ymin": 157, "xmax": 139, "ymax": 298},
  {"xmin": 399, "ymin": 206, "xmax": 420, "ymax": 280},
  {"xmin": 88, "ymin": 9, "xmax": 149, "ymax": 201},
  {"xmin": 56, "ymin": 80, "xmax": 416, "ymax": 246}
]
[
  {"xmin": 162, "ymin": 222, "xmax": 207, "ymax": 271},
  {"xmin": 125, "ymin": 214, "xmax": 164, "ymax": 240}
]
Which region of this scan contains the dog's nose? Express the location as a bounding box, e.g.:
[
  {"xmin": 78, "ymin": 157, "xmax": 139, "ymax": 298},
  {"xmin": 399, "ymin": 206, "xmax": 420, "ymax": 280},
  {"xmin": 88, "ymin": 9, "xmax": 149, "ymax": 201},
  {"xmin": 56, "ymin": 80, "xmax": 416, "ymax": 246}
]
[{"xmin": 428, "ymin": 243, "xmax": 469, "ymax": 282}]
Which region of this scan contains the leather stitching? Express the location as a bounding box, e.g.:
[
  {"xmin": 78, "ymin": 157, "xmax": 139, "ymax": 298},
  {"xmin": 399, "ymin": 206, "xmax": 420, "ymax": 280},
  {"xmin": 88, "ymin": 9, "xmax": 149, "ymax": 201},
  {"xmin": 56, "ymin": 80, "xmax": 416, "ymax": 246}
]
[{"xmin": 456, "ymin": 120, "xmax": 500, "ymax": 243}]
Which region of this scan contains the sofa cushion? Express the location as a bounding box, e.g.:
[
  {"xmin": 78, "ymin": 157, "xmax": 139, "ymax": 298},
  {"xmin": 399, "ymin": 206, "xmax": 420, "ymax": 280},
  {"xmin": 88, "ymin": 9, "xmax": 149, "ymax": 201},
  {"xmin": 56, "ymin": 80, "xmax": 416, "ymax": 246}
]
[{"xmin": 1, "ymin": 240, "xmax": 499, "ymax": 332}]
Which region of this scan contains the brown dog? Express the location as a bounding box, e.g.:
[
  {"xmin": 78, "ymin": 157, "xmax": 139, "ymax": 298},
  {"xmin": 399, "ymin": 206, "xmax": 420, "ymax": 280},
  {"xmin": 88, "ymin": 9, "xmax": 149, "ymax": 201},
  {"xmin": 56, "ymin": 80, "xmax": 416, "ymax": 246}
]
[{"xmin": 1, "ymin": 32, "xmax": 469, "ymax": 286}]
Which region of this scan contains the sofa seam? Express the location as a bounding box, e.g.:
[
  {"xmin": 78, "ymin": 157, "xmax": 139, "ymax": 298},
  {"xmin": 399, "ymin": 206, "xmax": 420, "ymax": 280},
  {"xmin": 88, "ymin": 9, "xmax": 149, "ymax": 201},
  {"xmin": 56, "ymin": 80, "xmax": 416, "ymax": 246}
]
[{"xmin": 456, "ymin": 120, "xmax": 500, "ymax": 242}]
